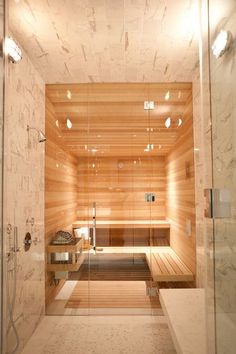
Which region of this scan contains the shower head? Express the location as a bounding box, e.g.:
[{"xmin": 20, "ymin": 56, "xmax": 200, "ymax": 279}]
[
  {"xmin": 27, "ymin": 125, "xmax": 46, "ymax": 143},
  {"xmin": 38, "ymin": 130, "xmax": 46, "ymax": 143}
]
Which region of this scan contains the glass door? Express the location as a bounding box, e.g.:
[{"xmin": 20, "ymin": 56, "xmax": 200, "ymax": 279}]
[
  {"xmin": 0, "ymin": 1, "xmax": 5, "ymax": 351},
  {"xmin": 86, "ymin": 83, "xmax": 156, "ymax": 314},
  {"xmin": 208, "ymin": 1, "xmax": 236, "ymax": 353}
]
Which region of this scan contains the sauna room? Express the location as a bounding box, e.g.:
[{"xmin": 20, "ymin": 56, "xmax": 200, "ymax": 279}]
[{"xmin": 45, "ymin": 82, "xmax": 196, "ymax": 314}]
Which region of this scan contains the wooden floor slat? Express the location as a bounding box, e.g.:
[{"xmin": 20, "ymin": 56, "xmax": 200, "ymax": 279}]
[{"xmin": 65, "ymin": 281, "xmax": 160, "ymax": 309}]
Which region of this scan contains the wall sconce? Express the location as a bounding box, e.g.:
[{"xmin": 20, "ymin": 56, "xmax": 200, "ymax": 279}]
[
  {"xmin": 5, "ymin": 37, "xmax": 22, "ymax": 63},
  {"xmin": 212, "ymin": 30, "xmax": 232, "ymax": 58}
]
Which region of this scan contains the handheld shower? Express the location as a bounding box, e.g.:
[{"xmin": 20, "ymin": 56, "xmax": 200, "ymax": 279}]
[{"xmin": 27, "ymin": 125, "xmax": 46, "ymax": 143}]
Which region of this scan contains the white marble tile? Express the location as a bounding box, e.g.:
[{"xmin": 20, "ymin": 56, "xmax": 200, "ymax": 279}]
[
  {"xmin": 160, "ymin": 289, "xmax": 207, "ymax": 354},
  {"xmin": 8, "ymin": 0, "xmax": 199, "ymax": 84},
  {"xmin": 4, "ymin": 41, "xmax": 45, "ymax": 353}
]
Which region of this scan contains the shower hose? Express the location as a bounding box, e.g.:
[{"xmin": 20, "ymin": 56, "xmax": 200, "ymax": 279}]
[{"xmin": 6, "ymin": 249, "xmax": 20, "ymax": 354}]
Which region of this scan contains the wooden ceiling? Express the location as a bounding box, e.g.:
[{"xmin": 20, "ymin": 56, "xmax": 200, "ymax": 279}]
[{"xmin": 46, "ymin": 83, "xmax": 192, "ymax": 157}]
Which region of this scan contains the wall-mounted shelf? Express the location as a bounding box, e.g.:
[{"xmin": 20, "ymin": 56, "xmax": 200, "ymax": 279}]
[{"xmin": 47, "ymin": 237, "xmax": 84, "ymax": 272}]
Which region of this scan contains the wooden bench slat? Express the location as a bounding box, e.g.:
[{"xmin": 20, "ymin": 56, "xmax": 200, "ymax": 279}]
[
  {"xmin": 159, "ymin": 253, "xmax": 178, "ymax": 275},
  {"xmin": 164, "ymin": 253, "xmax": 184, "ymax": 275},
  {"xmin": 147, "ymin": 248, "xmax": 194, "ymax": 282},
  {"xmin": 169, "ymin": 252, "xmax": 192, "ymax": 275}
]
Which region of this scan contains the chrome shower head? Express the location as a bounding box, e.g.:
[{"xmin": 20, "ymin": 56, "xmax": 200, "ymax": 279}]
[
  {"xmin": 38, "ymin": 130, "xmax": 46, "ymax": 143},
  {"xmin": 27, "ymin": 125, "xmax": 46, "ymax": 143}
]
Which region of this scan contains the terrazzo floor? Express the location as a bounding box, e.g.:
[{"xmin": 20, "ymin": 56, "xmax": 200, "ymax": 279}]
[{"xmin": 21, "ymin": 315, "xmax": 176, "ymax": 354}]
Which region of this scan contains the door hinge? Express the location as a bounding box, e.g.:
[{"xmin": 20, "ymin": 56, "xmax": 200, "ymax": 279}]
[{"xmin": 204, "ymin": 188, "xmax": 231, "ymax": 219}]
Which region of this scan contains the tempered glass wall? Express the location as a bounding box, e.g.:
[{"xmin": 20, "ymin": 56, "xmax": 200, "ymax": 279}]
[
  {"xmin": 208, "ymin": 1, "xmax": 236, "ymax": 353},
  {"xmin": 0, "ymin": 1, "xmax": 5, "ymax": 352}
]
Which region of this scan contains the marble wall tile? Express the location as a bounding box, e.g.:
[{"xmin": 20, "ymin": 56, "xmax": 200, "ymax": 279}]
[
  {"xmin": 4, "ymin": 42, "xmax": 45, "ymax": 354},
  {"xmin": 208, "ymin": 4, "xmax": 236, "ymax": 353}
]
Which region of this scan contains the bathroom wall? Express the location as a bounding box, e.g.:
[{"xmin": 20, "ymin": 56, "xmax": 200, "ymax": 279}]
[
  {"xmin": 4, "ymin": 45, "xmax": 45, "ymax": 353},
  {"xmin": 166, "ymin": 95, "xmax": 196, "ymax": 275},
  {"xmin": 207, "ymin": 2, "xmax": 236, "ymax": 353},
  {"xmin": 45, "ymin": 96, "xmax": 78, "ymax": 304}
]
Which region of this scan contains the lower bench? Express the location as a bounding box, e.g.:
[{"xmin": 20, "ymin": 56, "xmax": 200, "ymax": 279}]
[{"xmin": 145, "ymin": 247, "xmax": 194, "ymax": 282}]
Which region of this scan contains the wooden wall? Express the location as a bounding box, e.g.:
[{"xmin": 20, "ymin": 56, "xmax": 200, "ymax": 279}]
[
  {"xmin": 166, "ymin": 94, "xmax": 196, "ymax": 275},
  {"xmin": 45, "ymin": 97, "xmax": 78, "ymax": 303},
  {"xmin": 77, "ymin": 156, "xmax": 166, "ymax": 221}
]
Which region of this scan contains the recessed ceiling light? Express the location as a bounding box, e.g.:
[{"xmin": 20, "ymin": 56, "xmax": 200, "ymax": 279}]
[
  {"xmin": 177, "ymin": 118, "xmax": 182, "ymax": 127},
  {"xmin": 212, "ymin": 30, "xmax": 232, "ymax": 58},
  {"xmin": 67, "ymin": 90, "xmax": 72, "ymax": 99},
  {"xmin": 5, "ymin": 37, "xmax": 22, "ymax": 63},
  {"xmin": 165, "ymin": 91, "xmax": 170, "ymax": 101},
  {"xmin": 165, "ymin": 117, "xmax": 171, "ymax": 128},
  {"xmin": 91, "ymin": 148, "xmax": 97, "ymax": 153},
  {"xmin": 66, "ymin": 118, "xmax": 72, "ymax": 129}
]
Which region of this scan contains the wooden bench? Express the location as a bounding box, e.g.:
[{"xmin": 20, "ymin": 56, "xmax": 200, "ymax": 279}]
[{"xmin": 146, "ymin": 248, "xmax": 194, "ymax": 282}]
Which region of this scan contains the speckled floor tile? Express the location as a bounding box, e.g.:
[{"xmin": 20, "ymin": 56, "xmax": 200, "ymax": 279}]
[{"xmin": 21, "ymin": 316, "xmax": 176, "ymax": 354}]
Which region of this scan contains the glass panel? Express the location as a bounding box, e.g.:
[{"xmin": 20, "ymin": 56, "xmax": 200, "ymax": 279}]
[
  {"xmin": 0, "ymin": 0, "xmax": 6, "ymax": 353},
  {"xmin": 0, "ymin": 1, "xmax": 4, "ymax": 351},
  {"xmin": 45, "ymin": 85, "xmax": 90, "ymax": 316},
  {"xmin": 208, "ymin": 1, "xmax": 236, "ymax": 353},
  {"xmin": 87, "ymin": 84, "xmax": 156, "ymax": 315}
]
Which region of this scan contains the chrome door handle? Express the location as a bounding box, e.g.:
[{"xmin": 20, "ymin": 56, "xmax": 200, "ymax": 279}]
[
  {"xmin": 204, "ymin": 188, "xmax": 231, "ymax": 218},
  {"xmin": 92, "ymin": 202, "xmax": 96, "ymax": 251}
]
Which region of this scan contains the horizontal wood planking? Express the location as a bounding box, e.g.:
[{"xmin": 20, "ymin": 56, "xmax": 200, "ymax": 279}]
[
  {"xmin": 45, "ymin": 97, "xmax": 79, "ymax": 304},
  {"xmin": 165, "ymin": 94, "xmax": 196, "ymax": 275},
  {"xmin": 77, "ymin": 156, "xmax": 166, "ymax": 222},
  {"xmin": 146, "ymin": 250, "xmax": 194, "ymax": 282},
  {"xmin": 46, "ymin": 83, "xmax": 192, "ymax": 157}
]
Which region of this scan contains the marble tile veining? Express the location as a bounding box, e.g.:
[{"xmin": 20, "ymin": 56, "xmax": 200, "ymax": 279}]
[
  {"xmin": 9, "ymin": 0, "xmax": 199, "ymax": 83},
  {"xmin": 4, "ymin": 38, "xmax": 45, "ymax": 353}
]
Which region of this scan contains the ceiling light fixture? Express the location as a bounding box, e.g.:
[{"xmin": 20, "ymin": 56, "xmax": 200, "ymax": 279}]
[
  {"xmin": 165, "ymin": 117, "xmax": 171, "ymax": 128},
  {"xmin": 165, "ymin": 91, "xmax": 170, "ymax": 101},
  {"xmin": 144, "ymin": 143, "xmax": 154, "ymax": 152},
  {"xmin": 66, "ymin": 118, "xmax": 72, "ymax": 129},
  {"xmin": 177, "ymin": 118, "xmax": 182, "ymax": 127},
  {"xmin": 212, "ymin": 30, "xmax": 232, "ymax": 58},
  {"xmin": 5, "ymin": 37, "xmax": 22, "ymax": 63},
  {"xmin": 67, "ymin": 90, "xmax": 72, "ymax": 99}
]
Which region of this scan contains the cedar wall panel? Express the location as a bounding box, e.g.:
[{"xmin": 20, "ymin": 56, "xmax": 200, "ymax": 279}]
[
  {"xmin": 45, "ymin": 97, "xmax": 78, "ymax": 303},
  {"xmin": 77, "ymin": 156, "xmax": 166, "ymax": 221},
  {"xmin": 166, "ymin": 95, "xmax": 196, "ymax": 275}
]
